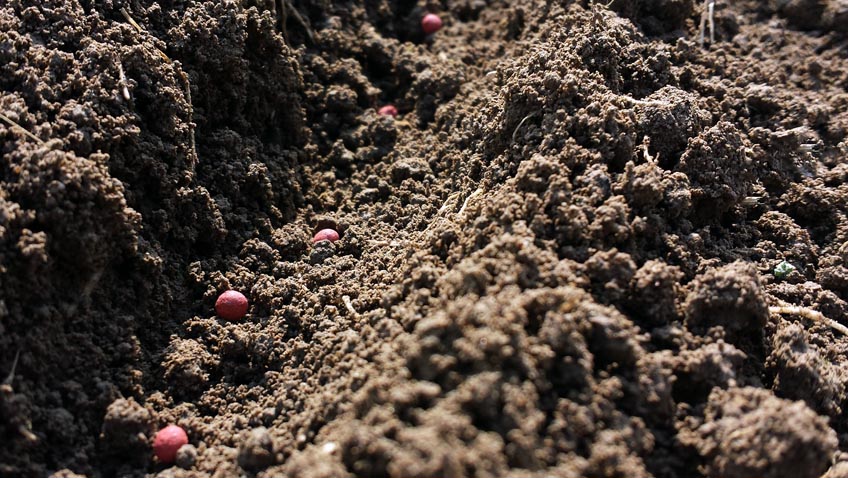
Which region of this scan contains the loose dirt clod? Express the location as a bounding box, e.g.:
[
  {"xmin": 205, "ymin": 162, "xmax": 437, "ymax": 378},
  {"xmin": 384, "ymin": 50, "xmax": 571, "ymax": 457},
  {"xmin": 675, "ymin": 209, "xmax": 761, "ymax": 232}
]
[
  {"xmin": 679, "ymin": 387, "xmax": 837, "ymax": 478},
  {"xmin": 175, "ymin": 444, "xmax": 197, "ymax": 470}
]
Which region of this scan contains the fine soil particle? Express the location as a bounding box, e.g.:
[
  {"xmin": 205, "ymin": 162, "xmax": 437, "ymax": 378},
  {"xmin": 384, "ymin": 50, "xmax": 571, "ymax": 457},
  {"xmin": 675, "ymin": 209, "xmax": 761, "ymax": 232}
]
[{"xmin": 1, "ymin": 0, "xmax": 848, "ymax": 477}]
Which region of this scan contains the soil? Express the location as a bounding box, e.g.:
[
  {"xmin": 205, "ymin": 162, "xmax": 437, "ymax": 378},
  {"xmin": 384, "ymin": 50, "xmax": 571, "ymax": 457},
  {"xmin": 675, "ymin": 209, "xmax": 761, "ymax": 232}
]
[{"xmin": 1, "ymin": 0, "xmax": 848, "ymax": 477}]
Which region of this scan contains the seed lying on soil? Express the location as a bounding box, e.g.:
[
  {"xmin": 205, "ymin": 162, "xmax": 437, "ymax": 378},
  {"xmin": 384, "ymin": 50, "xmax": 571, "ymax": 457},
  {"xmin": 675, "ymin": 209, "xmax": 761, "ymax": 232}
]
[
  {"xmin": 312, "ymin": 228, "xmax": 340, "ymax": 244},
  {"xmin": 153, "ymin": 425, "xmax": 189, "ymax": 464},
  {"xmin": 378, "ymin": 105, "xmax": 398, "ymax": 117},
  {"xmin": 421, "ymin": 13, "xmax": 443, "ymax": 34},
  {"xmin": 215, "ymin": 290, "xmax": 249, "ymax": 321}
]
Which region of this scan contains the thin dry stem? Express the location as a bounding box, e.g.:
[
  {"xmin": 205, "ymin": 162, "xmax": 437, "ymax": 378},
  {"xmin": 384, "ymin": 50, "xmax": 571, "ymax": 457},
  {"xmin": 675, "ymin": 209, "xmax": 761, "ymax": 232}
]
[
  {"xmin": 620, "ymin": 95, "xmax": 674, "ymax": 108},
  {"xmin": 0, "ymin": 112, "xmax": 44, "ymax": 144},
  {"xmin": 342, "ymin": 295, "xmax": 359, "ymax": 317},
  {"xmin": 284, "ymin": 0, "xmax": 315, "ymax": 43},
  {"xmin": 3, "ymin": 349, "xmax": 21, "ymax": 385},
  {"xmin": 117, "ymin": 61, "xmax": 131, "ymax": 101},
  {"xmin": 698, "ymin": 0, "xmax": 716, "ymax": 46},
  {"xmin": 708, "ymin": 1, "xmax": 715, "ymax": 44},
  {"xmin": 438, "ymin": 192, "xmax": 461, "ymax": 215},
  {"xmin": 120, "ymin": 7, "xmax": 198, "ymax": 165},
  {"xmin": 121, "ymin": 8, "xmax": 172, "ymax": 63},
  {"xmin": 458, "ymin": 188, "xmax": 483, "ymax": 216},
  {"xmin": 18, "ymin": 425, "xmax": 38, "ymax": 443},
  {"xmin": 770, "ymin": 305, "xmax": 848, "ymax": 336},
  {"xmin": 641, "ymin": 141, "xmax": 656, "ymax": 163},
  {"xmin": 512, "ymin": 112, "xmax": 538, "ymax": 142}
]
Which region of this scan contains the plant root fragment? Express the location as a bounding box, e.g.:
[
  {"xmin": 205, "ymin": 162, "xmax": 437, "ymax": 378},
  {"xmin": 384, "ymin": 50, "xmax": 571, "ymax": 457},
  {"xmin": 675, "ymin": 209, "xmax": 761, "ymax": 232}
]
[
  {"xmin": 120, "ymin": 8, "xmax": 198, "ymax": 165},
  {"xmin": 342, "ymin": 295, "xmax": 359, "ymax": 317},
  {"xmin": 2, "ymin": 349, "xmax": 21, "ymax": 386},
  {"xmin": 0, "ymin": 112, "xmax": 44, "ymax": 144},
  {"xmin": 699, "ymin": 0, "xmax": 716, "ymax": 46},
  {"xmin": 770, "ymin": 305, "xmax": 848, "ymax": 336}
]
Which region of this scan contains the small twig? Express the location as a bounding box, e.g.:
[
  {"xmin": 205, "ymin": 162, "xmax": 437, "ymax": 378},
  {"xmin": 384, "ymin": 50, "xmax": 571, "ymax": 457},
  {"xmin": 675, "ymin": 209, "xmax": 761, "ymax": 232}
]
[
  {"xmin": 512, "ymin": 112, "xmax": 539, "ymax": 143},
  {"xmin": 183, "ymin": 76, "xmax": 198, "ymax": 165},
  {"xmin": 0, "ymin": 112, "xmax": 44, "ymax": 144},
  {"xmin": 438, "ymin": 192, "xmax": 461, "ymax": 215},
  {"xmin": 770, "ymin": 305, "xmax": 848, "ymax": 336},
  {"xmin": 458, "ymin": 188, "xmax": 483, "ymax": 216},
  {"xmin": 708, "ymin": 0, "xmax": 715, "ymax": 44},
  {"xmin": 421, "ymin": 192, "xmax": 460, "ymax": 237},
  {"xmin": 120, "ymin": 7, "xmax": 198, "ymax": 165},
  {"xmin": 619, "ymin": 95, "xmax": 674, "ymax": 108},
  {"xmin": 641, "ymin": 141, "xmax": 656, "ymax": 163},
  {"xmin": 120, "ymin": 7, "xmax": 143, "ymax": 33},
  {"xmin": 17, "ymin": 425, "xmax": 38, "ymax": 442},
  {"xmin": 3, "ymin": 349, "xmax": 21, "ymax": 385},
  {"xmin": 274, "ymin": 0, "xmax": 288, "ymax": 40},
  {"xmin": 284, "ymin": 0, "xmax": 315, "ymax": 44},
  {"xmin": 698, "ymin": 0, "xmax": 716, "ymax": 46},
  {"xmin": 342, "ymin": 295, "xmax": 359, "ymax": 317},
  {"xmin": 367, "ymin": 239, "xmax": 401, "ymax": 248},
  {"xmin": 120, "ymin": 8, "xmax": 171, "ymax": 64},
  {"xmin": 117, "ymin": 61, "xmax": 131, "ymax": 101}
]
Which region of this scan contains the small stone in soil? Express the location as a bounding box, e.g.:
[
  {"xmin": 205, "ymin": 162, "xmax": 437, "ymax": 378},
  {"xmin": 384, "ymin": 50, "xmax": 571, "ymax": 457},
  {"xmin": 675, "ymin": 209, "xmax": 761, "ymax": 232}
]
[
  {"xmin": 175, "ymin": 444, "xmax": 197, "ymax": 469},
  {"xmin": 309, "ymin": 240, "xmax": 336, "ymax": 265},
  {"xmin": 238, "ymin": 427, "xmax": 275, "ymax": 471}
]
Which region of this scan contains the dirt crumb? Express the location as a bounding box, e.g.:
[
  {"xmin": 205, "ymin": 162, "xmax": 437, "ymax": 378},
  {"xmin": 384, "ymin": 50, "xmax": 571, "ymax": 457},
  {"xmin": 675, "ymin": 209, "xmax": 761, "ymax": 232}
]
[
  {"xmin": 766, "ymin": 323, "xmax": 846, "ymax": 418},
  {"xmin": 237, "ymin": 426, "xmax": 276, "ymax": 471},
  {"xmin": 678, "ymin": 387, "xmax": 837, "ymax": 478},
  {"xmin": 684, "ymin": 262, "xmax": 768, "ymax": 345}
]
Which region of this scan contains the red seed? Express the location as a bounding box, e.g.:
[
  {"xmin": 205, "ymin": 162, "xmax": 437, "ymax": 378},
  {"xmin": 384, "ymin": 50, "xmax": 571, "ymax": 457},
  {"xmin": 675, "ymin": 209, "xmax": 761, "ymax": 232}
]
[
  {"xmin": 421, "ymin": 13, "xmax": 443, "ymax": 35},
  {"xmin": 153, "ymin": 424, "xmax": 188, "ymax": 464},
  {"xmin": 312, "ymin": 228, "xmax": 340, "ymax": 244},
  {"xmin": 215, "ymin": 290, "xmax": 248, "ymax": 321},
  {"xmin": 378, "ymin": 105, "xmax": 398, "ymax": 117}
]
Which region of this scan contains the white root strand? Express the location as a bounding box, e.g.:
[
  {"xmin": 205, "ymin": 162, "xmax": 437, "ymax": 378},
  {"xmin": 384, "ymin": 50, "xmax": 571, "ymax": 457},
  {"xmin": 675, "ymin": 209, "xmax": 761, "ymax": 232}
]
[
  {"xmin": 769, "ymin": 305, "xmax": 848, "ymax": 336},
  {"xmin": 342, "ymin": 295, "xmax": 359, "ymax": 317}
]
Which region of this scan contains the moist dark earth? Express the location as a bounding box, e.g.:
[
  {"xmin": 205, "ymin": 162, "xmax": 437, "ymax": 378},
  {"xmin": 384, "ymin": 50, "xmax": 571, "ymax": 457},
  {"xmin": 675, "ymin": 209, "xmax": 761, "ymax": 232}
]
[{"xmin": 2, "ymin": 0, "xmax": 848, "ymax": 477}]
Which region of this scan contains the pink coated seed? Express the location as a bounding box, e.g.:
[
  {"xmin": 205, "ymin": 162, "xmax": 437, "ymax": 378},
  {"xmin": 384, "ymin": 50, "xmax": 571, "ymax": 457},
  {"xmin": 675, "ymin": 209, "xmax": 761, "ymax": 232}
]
[
  {"xmin": 421, "ymin": 13, "xmax": 443, "ymax": 35},
  {"xmin": 153, "ymin": 424, "xmax": 188, "ymax": 464},
  {"xmin": 378, "ymin": 105, "xmax": 398, "ymax": 117},
  {"xmin": 215, "ymin": 290, "xmax": 248, "ymax": 321},
  {"xmin": 312, "ymin": 228, "xmax": 340, "ymax": 244}
]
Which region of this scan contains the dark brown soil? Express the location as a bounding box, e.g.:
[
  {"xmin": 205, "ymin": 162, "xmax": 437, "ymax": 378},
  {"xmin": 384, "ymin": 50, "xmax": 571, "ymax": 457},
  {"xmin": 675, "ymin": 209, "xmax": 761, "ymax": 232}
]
[{"xmin": 2, "ymin": 0, "xmax": 848, "ymax": 477}]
